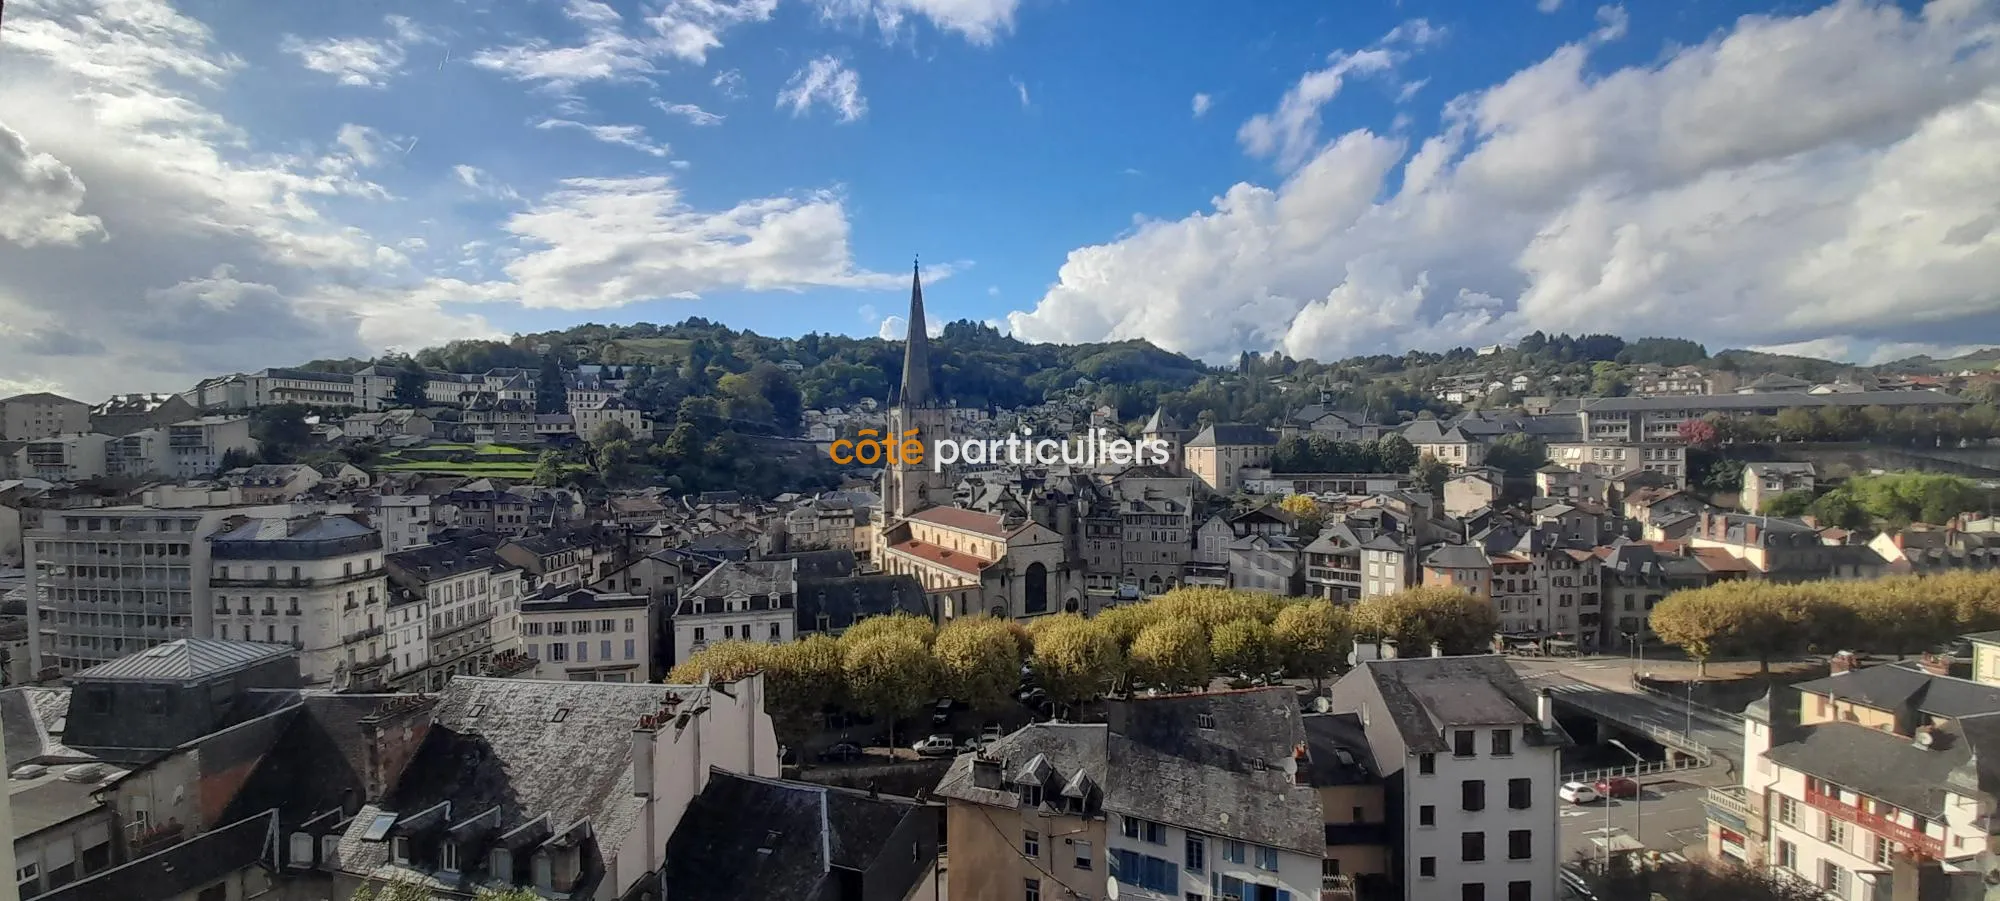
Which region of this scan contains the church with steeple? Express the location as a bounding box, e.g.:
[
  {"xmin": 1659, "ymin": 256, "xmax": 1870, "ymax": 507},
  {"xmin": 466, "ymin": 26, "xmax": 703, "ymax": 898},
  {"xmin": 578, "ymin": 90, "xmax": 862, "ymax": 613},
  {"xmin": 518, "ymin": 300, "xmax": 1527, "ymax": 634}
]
[
  {"xmin": 870, "ymin": 261, "xmax": 1085, "ymax": 621},
  {"xmin": 881, "ymin": 261, "xmax": 955, "ymax": 521}
]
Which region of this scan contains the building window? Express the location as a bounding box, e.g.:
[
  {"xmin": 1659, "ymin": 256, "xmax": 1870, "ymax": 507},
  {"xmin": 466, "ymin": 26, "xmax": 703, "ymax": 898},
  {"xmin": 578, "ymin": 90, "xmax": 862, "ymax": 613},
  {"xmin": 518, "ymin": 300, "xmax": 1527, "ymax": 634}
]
[
  {"xmin": 1507, "ymin": 881, "xmax": 1531, "ymax": 901},
  {"xmin": 1223, "ymin": 840, "xmax": 1246, "ymax": 865},
  {"xmin": 1254, "ymin": 846, "xmax": 1277, "ymax": 871},
  {"xmin": 1023, "ymin": 830, "xmax": 1039, "ymax": 858},
  {"xmin": 1419, "ymin": 753, "xmax": 1436, "ymax": 775},
  {"xmin": 693, "ymin": 627, "xmax": 706, "ymax": 643},
  {"xmin": 441, "ymin": 841, "xmax": 460, "ymax": 873},
  {"xmin": 1490, "ymin": 729, "xmax": 1512, "ymax": 756},
  {"xmin": 1825, "ymin": 817, "xmax": 1847, "ymax": 848},
  {"xmin": 1778, "ymin": 796, "xmax": 1798, "ymax": 826},
  {"xmin": 392, "ymin": 836, "xmax": 410, "ymax": 863},
  {"xmin": 625, "ymin": 639, "xmax": 636, "ymax": 660},
  {"xmin": 1461, "ymin": 884, "xmax": 1484, "ymax": 901},
  {"xmin": 1419, "ymin": 857, "xmax": 1436, "ymax": 879},
  {"xmin": 1507, "ymin": 830, "xmax": 1530, "ymax": 860},
  {"xmin": 1820, "ymin": 861, "xmax": 1848, "ymax": 897},
  {"xmin": 1875, "ymin": 837, "xmax": 1896, "ymax": 866},
  {"xmin": 1185, "ymin": 835, "xmax": 1205, "ymax": 873},
  {"xmin": 769, "ymin": 623, "xmax": 782, "ymax": 640},
  {"xmin": 1462, "ymin": 780, "xmax": 1485, "ymax": 812},
  {"xmin": 1507, "ymin": 778, "xmax": 1532, "ymax": 810},
  {"xmin": 1025, "ymin": 878, "xmax": 1040, "ymax": 901},
  {"xmin": 1419, "ymin": 805, "xmax": 1436, "ymax": 827},
  {"xmin": 1776, "ymin": 839, "xmax": 1797, "ymax": 872},
  {"xmin": 1075, "ymin": 840, "xmax": 1092, "ymax": 871},
  {"xmin": 1461, "ymin": 832, "xmax": 1485, "ymax": 862}
]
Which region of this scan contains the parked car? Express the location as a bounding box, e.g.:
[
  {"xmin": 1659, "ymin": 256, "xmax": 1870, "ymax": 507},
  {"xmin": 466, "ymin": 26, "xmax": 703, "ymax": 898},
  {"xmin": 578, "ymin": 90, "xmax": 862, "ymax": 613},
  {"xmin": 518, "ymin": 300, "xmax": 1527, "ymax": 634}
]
[
  {"xmin": 932, "ymin": 699, "xmax": 955, "ymax": 726},
  {"xmin": 816, "ymin": 742, "xmax": 864, "ymax": 763},
  {"xmin": 1595, "ymin": 777, "xmax": 1640, "ymax": 799},
  {"xmin": 980, "ymin": 722, "xmax": 1004, "ymax": 742},
  {"xmin": 912, "ymin": 735, "xmax": 959, "ymax": 757},
  {"xmin": 1559, "ymin": 866, "xmax": 1599, "ymax": 900},
  {"xmin": 1559, "ymin": 781, "xmax": 1602, "ymax": 805}
]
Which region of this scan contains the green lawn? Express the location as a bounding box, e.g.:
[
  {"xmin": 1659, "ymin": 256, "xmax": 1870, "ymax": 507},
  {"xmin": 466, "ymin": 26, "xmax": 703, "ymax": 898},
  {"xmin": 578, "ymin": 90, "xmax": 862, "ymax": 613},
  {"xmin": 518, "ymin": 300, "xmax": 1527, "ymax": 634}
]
[{"xmin": 611, "ymin": 337, "xmax": 692, "ymax": 362}]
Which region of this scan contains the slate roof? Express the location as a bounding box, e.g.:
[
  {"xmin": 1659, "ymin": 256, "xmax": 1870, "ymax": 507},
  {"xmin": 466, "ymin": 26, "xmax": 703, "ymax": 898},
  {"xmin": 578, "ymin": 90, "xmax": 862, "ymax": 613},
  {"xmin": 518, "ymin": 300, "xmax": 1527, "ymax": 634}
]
[
  {"xmin": 1301, "ymin": 712, "xmax": 1379, "ymax": 786},
  {"xmin": 38, "ymin": 809, "xmax": 279, "ymax": 901},
  {"xmin": 1424, "ymin": 544, "xmax": 1491, "ymax": 570},
  {"xmin": 1793, "ymin": 662, "xmax": 2000, "ymax": 719},
  {"xmin": 0, "ymin": 687, "xmax": 89, "ymax": 769},
  {"xmin": 796, "ymin": 575, "xmax": 927, "ymax": 632},
  {"xmin": 1184, "ymin": 424, "xmax": 1277, "ymax": 447},
  {"xmin": 221, "ymin": 693, "xmax": 400, "ymax": 827},
  {"xmin": 72, "ymin": 639, "xmax": 294, "ymax": 683},
  {"xmin": 334, "ymin": 678, "xmax": 713, "ymax": 888},
  {"xmin": 687, "ymin": 559, "xmax": 796, "ymax": 598},
  {"xmin": 1345, "ymin": 656, "xmax": 1570, "ymax": 755},
  {"xmin": 664, "ymin": 770, "xmax": 933, "ymax": 901},
  {"xmin": 1765, "ymin": 721, "xmax": 1974, "ymax": 817},
  {"xmin": 769, "ymin": 549, "xmax": 859, "ymax": 580}
]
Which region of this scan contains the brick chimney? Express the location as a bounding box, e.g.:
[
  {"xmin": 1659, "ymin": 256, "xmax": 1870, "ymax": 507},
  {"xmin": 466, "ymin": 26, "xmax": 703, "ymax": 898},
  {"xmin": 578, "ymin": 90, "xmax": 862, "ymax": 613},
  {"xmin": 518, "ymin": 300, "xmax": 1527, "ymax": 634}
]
[
  {"xmin": 1918, "ymin": 653, "xmax": 1953, "ymax": 677},
  {"xmin": 1830, "ymin": 650, "xmax": 1859, "ymax": 675},
  {"xmin": 359, "ymin": 694, "xmax": 439, "ymax": 802}
]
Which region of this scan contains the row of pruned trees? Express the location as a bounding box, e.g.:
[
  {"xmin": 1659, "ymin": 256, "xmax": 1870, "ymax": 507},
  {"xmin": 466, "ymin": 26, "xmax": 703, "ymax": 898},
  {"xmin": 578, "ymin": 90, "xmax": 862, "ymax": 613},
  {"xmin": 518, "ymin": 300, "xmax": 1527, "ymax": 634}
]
[
  {"xmin": 1648, "ymin": 570, "xmax": 2000, "ymax": 675},
  {"xmin": 669, "ymin": 585, "xmax": 1501, "ymax": 745}
]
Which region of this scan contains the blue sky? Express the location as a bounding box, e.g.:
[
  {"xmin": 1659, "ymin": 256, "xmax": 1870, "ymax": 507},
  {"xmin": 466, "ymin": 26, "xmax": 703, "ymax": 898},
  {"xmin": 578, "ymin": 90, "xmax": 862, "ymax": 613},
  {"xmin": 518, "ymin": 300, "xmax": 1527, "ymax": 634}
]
[{"xmin": 2, "ymin": 0, "xmax": 1997, "ymax": 398}]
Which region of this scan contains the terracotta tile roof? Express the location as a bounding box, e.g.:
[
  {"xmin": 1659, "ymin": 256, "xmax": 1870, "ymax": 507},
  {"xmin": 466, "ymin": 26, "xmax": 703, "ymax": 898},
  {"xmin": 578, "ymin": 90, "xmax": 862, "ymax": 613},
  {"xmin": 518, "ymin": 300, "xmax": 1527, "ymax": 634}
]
[
  {"xmin": 887, "ymin": 539, "xmax": 993, "ymax": 577},
  {"xmin": 909, "ymin": 506, "xmax": 1014, "ymax": 538},
  {"xmin": 1688, "ymin": 546, "xmax": 1756, "ymax": 572}
]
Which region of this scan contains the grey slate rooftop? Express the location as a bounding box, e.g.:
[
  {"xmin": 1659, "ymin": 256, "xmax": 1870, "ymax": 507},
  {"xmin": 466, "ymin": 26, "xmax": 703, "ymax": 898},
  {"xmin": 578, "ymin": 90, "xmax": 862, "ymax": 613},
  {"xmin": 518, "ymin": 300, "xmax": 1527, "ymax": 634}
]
[
  {"xmin": 664, "ymin": 769, "xmax": 935, "ymax": 901},
  {"xmin": 1793, "ymin": 662, "xmax": 2000, "ymax": 719},
  {"xmin": 1347, "ymin": 655, "xmax": 1570, "ymax": 755},
  {"xmin": 38, "ymin": 809, "xmax": 279, "ymax": 901}
]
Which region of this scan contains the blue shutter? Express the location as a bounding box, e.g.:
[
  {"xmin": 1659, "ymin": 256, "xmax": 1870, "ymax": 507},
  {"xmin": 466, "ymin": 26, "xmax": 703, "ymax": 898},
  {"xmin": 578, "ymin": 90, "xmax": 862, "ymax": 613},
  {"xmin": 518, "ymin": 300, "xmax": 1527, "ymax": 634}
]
[{"xmin": 1278, "ymin": 891, "xmax": 1293, "ymax": 901}]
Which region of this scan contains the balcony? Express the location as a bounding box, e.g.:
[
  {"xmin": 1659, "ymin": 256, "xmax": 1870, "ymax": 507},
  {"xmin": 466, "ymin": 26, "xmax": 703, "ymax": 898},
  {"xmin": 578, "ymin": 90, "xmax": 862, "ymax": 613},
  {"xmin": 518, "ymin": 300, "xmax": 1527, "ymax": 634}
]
[
  {"xmin": 1705, "ymin": 786, "xmax": 1753, "ymax": 835},
  {"xmin": 343, "ymin": 625, "xmax": 385, "ymax": 644},
  {"xmin": 1804, "ymin": 786, "xmax": 1945, "ymax": 859}
]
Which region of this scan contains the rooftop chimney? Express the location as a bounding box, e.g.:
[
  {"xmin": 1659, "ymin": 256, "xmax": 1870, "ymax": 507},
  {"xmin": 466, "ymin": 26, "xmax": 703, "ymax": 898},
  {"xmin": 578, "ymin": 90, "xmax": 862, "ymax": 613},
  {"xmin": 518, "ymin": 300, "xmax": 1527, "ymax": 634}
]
[
  {"xmin": 971, "ymin": 756, "xmax": 1003, "ymax": 790},
  {"xmin": 1430, "ymin": 641, "xmax": 1444, "ymax": 658},
  {"xmin": 1919, "ymin": 653, "xmax": 1953, "ymax": 677},
  {"xmin": 632, "ymin": 714, "xmax": 660, "ymax": 798},
  {"xmin": 1536, "ymin": 688, "xmax": 1555, "ymax": 731},
  {"xmin": 1831, "ymin": 650, "xmax": 1858, "ymax": 675}
]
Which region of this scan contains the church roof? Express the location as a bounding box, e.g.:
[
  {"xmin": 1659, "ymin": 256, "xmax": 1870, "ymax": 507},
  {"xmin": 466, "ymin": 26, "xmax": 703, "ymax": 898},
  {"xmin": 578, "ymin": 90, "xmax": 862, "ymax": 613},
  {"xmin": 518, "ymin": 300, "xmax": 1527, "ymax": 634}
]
[{"xmin": 892, "ymin": 262, "xmax": 935, "ymax": 408}]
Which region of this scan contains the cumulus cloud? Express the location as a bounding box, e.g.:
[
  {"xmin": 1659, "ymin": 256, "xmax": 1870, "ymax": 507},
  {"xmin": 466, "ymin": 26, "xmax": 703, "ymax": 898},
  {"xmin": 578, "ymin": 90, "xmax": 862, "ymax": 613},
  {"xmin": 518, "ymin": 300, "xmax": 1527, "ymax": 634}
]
[
  {"xmin": 1008, "ymin": 0, "xmax": 2000, "ymax": 367},
  {"xmin": 713, "ymin": 68, "xmax": 747, "ymax": 99},
  {"xmin": 1238, "ymin": 19, "xmax": 1443, "ymax": 171},
  {"xmin": 0, "ymin": 121, "xmax": 103, "ymax": 247},
  {"xmin": 1192, "ymin": 92, "xmax": 1213, "ymax": 118},
  {"xmin": 1592, "ymin": 5, "xmax": 1631, "ymax": 42},
  {"xmin": 282, "ymin": 14, "xmax": 434, "ymax": 88},
  {"xmin": 472, "ymin": 0, "xmax": 776, "ymax": 89},
  {"xmin": 653, "ymin": 99, "xmax": 725, "ymax": 125},
  {"xmin": 1539, "ymin": 0, "xmax": 1564, "ymax": 11},
  {"xmin": 778, "ymin": 56, "xmax": 868, "ymax": 122},
  {"xmin": 806, "ymin": 0, "xmax": 1021, "ymax": 44},
  {"xmin": 877, "ymin": 314, "xmax": 947, "ymax": 340}
]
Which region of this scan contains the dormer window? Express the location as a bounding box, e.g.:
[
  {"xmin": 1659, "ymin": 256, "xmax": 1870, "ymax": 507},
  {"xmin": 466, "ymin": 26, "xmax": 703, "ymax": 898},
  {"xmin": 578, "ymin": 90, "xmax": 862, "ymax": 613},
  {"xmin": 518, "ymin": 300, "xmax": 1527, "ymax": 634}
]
[
  {"xmin": 440, "ymin": 841, "xmax": 460, "ymax": 873},
  {"xmin": 1020, "ymin": 784, "xmax": 1043, "ymax": 807},
  {"xmin": 391, "ymin": 836, "xmax": 410, "ymax": 863}
]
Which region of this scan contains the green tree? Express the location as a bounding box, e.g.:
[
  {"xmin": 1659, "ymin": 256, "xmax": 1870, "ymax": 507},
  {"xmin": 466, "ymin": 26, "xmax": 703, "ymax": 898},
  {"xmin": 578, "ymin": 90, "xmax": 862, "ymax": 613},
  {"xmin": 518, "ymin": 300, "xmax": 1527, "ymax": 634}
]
[
  {"xmin": 667, "ymin": 641, "xmax": 768, "ymax": 683},
  {"xmin": 1773, "ymin": 407, "xmax": 1818, "ymax": 442},
  {"xmin": 536, "ymin": 353, "xmax": 569, "ymax": 414},
  {"xmin": 839, "ymin": 611, "xmax": 936, "ymax": 649},
  {"xmin": 1029, "ymin": 615, "xmax": 1123, "ymax": 708},
  {"xmin": 1806, "ymin": 489, "xmax": 1870, "ymax": 530},
  {"xmin": 531, "ymin": 450, "xmax": 567, "ymax": 487},
  {"xmin": 1759, "ymin": 490, "xmax": 1814, "ymax": 517},
  {"xmin": 1273, "ymin": 600, "xmax": 1351, "ymax": 689},
  {"xmin": 1413, "ymin": 453, "xmax": 1451, "ymax": 498},
  {"xmin": 1375, "ymin": 434, "xmax": 1419, "ymax": 472},
  {"xmin": 1354, "ymin": 587, "xmax": 1499, "ymax": 655},
  {"xmin": 392, "ymin": 358, "xmax": 428, "ymax": 406},
  {"xmin": 1483, "ymin": 433, "xmax": 1547, "ymax": 478},
  {"xmin": 763, "ymin": 635, "xmax": 844, "ymax": 745},
  {"xmin": 1128, "ymin": 619, "xmax": 1213, "ymax": 691},
  {"xmin": 591, "ymin": 420, "xmax": 634, "ymax": 445},
  {"xmin": 1648, "ymin": 590, "xmax": 1738, "ymax": 678},
  {"xmin": 843, "ymin": 634, "xmax": 936, "ymax": 746},
  {"xmin": 1277, "ymin": 494, "xmax": 1325, "ymax": 537},
  {"xmin": 932, "ymin": 616, "xmax": 1022, "ymax": 713},
  {"xmin": 1210, "ymin": 617, "xmax": 1278, "ymax": 678}
]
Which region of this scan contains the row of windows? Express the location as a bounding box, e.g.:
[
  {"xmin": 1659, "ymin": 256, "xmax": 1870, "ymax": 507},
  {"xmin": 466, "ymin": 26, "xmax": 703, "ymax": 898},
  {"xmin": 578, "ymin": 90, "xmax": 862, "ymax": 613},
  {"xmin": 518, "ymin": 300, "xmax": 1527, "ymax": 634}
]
[
  {"xmin": 523, "ymin": 618, "xmax": 634, "ymax": 636},
  {"xmin": 526, "ymin": 639, "xmax": 639, "ymax": 663},
  {"xmin": 691, "ymin": 623, "xmax": 783, "ymax": 643},
  {"xmin": 1415, "ymin": 778, "xmax": 1536, "ymax": 818}
]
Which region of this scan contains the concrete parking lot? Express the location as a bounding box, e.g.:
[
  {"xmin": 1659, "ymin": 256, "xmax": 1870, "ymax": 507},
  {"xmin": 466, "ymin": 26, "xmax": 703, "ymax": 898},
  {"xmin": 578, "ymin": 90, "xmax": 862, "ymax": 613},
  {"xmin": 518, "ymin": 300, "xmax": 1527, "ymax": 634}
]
[{"xmin": 1558, "ymin": 775, "xmax": 1718, "ymax": 864}]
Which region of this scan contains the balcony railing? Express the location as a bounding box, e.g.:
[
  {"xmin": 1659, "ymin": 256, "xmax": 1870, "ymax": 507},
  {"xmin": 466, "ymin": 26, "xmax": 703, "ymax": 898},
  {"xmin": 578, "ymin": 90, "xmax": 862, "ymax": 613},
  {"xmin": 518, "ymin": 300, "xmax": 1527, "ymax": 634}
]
[{"xmin": 1803, "ymin": 787, "xmax": 1945, "ymax": 859}]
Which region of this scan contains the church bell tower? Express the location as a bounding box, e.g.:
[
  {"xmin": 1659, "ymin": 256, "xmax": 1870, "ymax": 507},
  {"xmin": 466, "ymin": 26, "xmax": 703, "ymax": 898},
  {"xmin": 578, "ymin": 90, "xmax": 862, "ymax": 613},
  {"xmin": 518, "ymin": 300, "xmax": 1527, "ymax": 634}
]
[{"xmin": 884, "ymin": 261, "xmax": 953, "ymax": 523}]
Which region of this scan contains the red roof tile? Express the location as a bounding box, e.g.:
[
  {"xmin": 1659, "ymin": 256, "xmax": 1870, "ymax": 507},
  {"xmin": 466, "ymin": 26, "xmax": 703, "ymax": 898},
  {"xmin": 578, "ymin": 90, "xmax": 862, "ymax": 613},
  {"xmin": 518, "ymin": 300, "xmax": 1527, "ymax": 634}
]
[
  {"xmin": 887, "ymin": 539, "xmax": 994, "ymax": 577},
  {"xmin": 909, "ymin": 506, "xmax": 1014, "ymax": 538}
]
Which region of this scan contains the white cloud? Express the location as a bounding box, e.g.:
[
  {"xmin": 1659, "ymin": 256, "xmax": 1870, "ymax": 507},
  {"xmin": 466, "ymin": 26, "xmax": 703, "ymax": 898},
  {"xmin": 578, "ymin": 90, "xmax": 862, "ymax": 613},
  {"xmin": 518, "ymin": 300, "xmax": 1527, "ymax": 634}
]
[
  {"xmin": 877, "ymin": 314, "xmax": 946, "ymax": 340},
  {"xmin": 497, "ymin": 175, "xmax": 901, "ymax": 310},
  {"xmin": 335, "ymin": 124, "xmax": 387, "ymax": 168},
  {"xmin": 1008, "ymin": 0, "xmax": 2000, "ymax": 368},
  {"xmin": 1396, "ymin": 79, "xmax": 1429, "ymax": 103},
  {"xmin": 472, "ymin": 0, "xmax": 776, "ymax": 89},
  {"xmin": 0, "ymin": 121, "xmax": 103, "ymax": 247},
  {"xmin": 807, "ymin": 0, "xmax": 1020, "ymax": 44},
  {"xmin": 453, "ymin": 164, "xmax": 522, "ymax": 201},
  {"xmin": 778, "ymin": 57, "xmax": 868, "ymax": 123},
  {"xmin": 1238, "ymin": 19, "xmax": 1442, "ymax": 171},
  {"xmin": 1592, "ymin": 5, "xmax": 1631, "ymax": 42},
  {"xmin": 282, "ymin": 14, "xmax": 434, "ymax": 88},
  {"xmin": 1011, "ymin": 76, "xmax": 1030, "ymax": 108},
  {"xmin": 1192, "ymin": 92, "xmax": 1213, "ymax": 118},
  {"xmin": 535, "ymin": 118, "xmax": 674, "ymax": 158},
  {"xmin": 653, "ymin": 99, "xmax": 724, "ymax": 125},
  {"xmin": 1538, "ymin": 0, "xmax": 1564, "ymax": 12},
  {"xmin": 713, "ymin": 68, "xmax": 746, "ymax": 99}
]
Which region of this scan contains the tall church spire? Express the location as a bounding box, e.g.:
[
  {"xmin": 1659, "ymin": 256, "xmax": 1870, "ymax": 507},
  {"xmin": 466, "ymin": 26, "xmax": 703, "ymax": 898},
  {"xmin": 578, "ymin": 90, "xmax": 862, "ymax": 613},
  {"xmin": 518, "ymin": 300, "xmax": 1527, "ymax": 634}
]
[{"xmin": 896, "ymin": 258, "xmax": 935, "ymax": 408}]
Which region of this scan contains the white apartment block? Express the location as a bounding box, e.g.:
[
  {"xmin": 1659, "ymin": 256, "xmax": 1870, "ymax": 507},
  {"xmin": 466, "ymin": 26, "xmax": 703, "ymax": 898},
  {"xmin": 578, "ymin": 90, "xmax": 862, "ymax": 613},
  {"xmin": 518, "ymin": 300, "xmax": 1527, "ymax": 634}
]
[
  {"xmin": 0, "ymin": 393, "xmax": 90, "ymax": 441},
  {"xmin": 15, "ymin": 434, "xmax": 110, "ymax": 481},
  {"xmin": 1331, "ymin": 656, "xmax": 1566, "ymax": 901},
  {"xmin": 385, "ymin": 591, "xmax": 430, "ymax": 690},
  {"xmin": 519, "ymin": 587, "xmax": 652, "ymax": 682},
  {"xmin": 1715, "ymin": 657, "xmax": 2000, "ymax": 899},
  {"xmin": 671, "ymin": 560, "xmax": 797, "ymax": 663},
  {"xmin": 1546, "ymin": 441, "xmax": 1688, "ymax": 487},
  {"xmin": 385, "ymin": 538, "xmax": 527, "ymax": 689},
  {"xmin": 26, "ymin": 501, "xmax": 302, "ymax": 676},
  {"xmin": 162, "ymin": 416, "xmax": 258, "ymax": 478},
  {"xmin": 372, "ymin": 495, "xmax": 433, "ymax": 552},
  {"xmin": 206, "ymin": 514, "xmax": 391, "ymax": 689},
  {"xmin": 572, "ymin": 398, "xmax": 646, "ymax": 439}
]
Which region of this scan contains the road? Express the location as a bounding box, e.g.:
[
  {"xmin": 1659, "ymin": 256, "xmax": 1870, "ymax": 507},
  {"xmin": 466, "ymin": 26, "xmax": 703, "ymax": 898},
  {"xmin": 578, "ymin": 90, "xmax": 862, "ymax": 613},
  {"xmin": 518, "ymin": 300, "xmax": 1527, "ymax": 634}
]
[
  {"xmin": 1558, "ymin": 778, "xmax": 1712, "ymax": 863},
  {"xmin": 1511, "ymin": 663, "xmax": 1746, "ymax": 770}
]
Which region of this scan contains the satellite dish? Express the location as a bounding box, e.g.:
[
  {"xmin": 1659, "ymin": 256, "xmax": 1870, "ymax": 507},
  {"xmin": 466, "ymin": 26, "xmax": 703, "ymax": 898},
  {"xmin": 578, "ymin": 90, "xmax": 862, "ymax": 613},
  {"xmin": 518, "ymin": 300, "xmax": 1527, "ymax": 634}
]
[
  {"xmin": 1106, "ymin": 876, "xmax": 1119, "ymax": 899},
  {"xmin": 1313, "ymin": 697, "xmax": 1332, "ymax": 713}
]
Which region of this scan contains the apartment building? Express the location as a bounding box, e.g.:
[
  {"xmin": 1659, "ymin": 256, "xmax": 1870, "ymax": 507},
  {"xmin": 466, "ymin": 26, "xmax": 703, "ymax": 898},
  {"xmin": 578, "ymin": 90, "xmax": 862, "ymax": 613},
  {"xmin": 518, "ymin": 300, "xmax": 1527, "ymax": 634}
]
[
  {"xmin": 1575, "ymin": 390, "xmax": 1967, "ymax": 443},
  {"xmin": 672, "ymin": 560, "xmax": 797, "ymax": 662},
  {"xmin": 571, "ymin": 396, "xmax": 646, "ymax": 439},
  {"xmin": 206, "ymin": 514, "xmax": 390, "ymax": 688},
  {"xmin": 369, "ymin": 494, "xmax": 432, "ymax": 551},
  {"xmin": 1330, "ymin": 656, "xmax": 1569, "ymax": 901},
  {"xmin": 1687, "ymin": 510, "xmax": 1889, "ymax": 581},
  {"xmin": 1112, "ymin": 472, "xmax": 1198, "ymax": 594},
  {"xmin": 1713, "ymin": 657, "xmax": 2000, "ymax": 898},
  {"xmin": 1545, "ymin": 441, "xmax": 1688, "ymax": 487},
  {"xmin": 1182, "ymin": 425, "xmax": 1277, "ymax": 495},
  {"xmin": 1740, "ymin": 462, "xmax": 1817, "ymax": 515},
  {"xmin": 935, "ymin": 688, "xmax": 1332, "ymax": 901},
  {"xmin": 15, "ymin": 434, "xmax": 110, "ymax": 482},
  {"xmin": 518, "ymin": 586, "xmax": 652, "ymax": 682},
  {"xmin": 0, "ymin": 393, "xmax": 89, "ymax": 441},
  {"xmin": 162, "ymin": 416, "xmax": 257, "ymax": 478},
  {"xmin": 26, "ymin": 501, "xmax": 299, "ymax": 676},
  {"xmin": 385, "ymin": 535, "xmax": 523, "ymax": 690}
]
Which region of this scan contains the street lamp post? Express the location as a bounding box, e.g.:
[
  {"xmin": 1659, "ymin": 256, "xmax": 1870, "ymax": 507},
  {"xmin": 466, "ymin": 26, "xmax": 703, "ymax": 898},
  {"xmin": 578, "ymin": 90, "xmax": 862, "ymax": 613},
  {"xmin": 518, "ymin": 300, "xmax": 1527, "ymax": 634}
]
[{"xmin": 1608, "ymin": 739, "xmax": 1646, "ymax": 845}]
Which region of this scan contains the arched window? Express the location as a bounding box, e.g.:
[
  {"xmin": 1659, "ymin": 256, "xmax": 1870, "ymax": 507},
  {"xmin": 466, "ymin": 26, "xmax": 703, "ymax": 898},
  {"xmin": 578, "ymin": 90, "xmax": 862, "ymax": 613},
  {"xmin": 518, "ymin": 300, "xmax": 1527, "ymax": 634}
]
[{"xmin": 1024, "ymin": 562, "xmax": 1049, "ymax": 615}]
